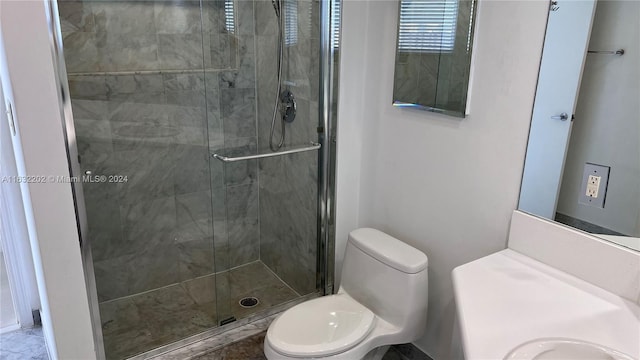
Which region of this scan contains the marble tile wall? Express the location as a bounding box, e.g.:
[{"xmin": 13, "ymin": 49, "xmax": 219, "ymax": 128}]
[
  {"xmin": 58, "ymin": 0, "xmax": 249, "ymax": 72},
  {"xmin": 70, "ymin": 72, "xmax": 216, "ymax": 301},
  {"xmin": 60, "ymin": 0, "xmax": 262, "ymax": 302},
  {"xmin": 61, "ymin": 0, "xmax": 318, "ymax": 313},
  {"xmin": 255, "ymin": 0, "xmax": 319, "ymax": 295}
]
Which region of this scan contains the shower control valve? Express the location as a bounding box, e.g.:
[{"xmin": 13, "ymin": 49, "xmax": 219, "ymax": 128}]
[{"xmin": 280, "ymin": 90, "xmax": 297, "ymax": 123}]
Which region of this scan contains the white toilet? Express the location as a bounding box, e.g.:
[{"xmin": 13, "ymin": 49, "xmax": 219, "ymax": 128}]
[{"xmin": 264, "ymin": 228, "xmax": 429, "ymax": 360}]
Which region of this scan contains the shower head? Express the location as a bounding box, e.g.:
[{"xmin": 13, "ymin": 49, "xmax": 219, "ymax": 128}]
[{"xmin": 272, "ymin": 0, "xmax": 281, "ymax": 17}]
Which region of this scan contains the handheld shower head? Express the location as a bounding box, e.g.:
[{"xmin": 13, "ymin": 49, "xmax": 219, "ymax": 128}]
[{"xmin": 271, "ymin": 0, "xmax": 281, "ymax": 17}]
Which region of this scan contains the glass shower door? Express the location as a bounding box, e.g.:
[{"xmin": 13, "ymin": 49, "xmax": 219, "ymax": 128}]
[
  {"xmin": 57, "ymin": 0, "xmax": 330, "ymax": 357},
  {"xmin": 208, "ymin": 0, "xmax": 322, "ymax": 324},
  {"xmin": 58, "ymin": 1, "xmax": 222, "ymax": 358}
]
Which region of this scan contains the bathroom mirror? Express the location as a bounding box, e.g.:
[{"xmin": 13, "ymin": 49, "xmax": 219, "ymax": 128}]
[
  {"xmin": 519, "ymin": 0, "xmax": 639, "ymax": 251},
  {"xmin": 391, "ymin": 0, "xmax": 477, "ymax": 117}
]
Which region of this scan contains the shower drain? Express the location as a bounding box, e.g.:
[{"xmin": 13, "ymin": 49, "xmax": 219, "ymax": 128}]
[{"xmin": 239, "ymin": 297, "xmax": 259, "ymax": 308}]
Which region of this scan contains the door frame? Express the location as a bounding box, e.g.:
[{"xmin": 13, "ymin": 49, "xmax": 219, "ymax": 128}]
[
  {"xmin": 42, "ymin": 2, "xmax": 106, "ymax": 358},
  {"xmin": 0, "ymin": 74, "xmax": 39, "ymax": 333},
  {"xmin": 519, "ymin": 0, "xmax": 598, "ymax": 219}
]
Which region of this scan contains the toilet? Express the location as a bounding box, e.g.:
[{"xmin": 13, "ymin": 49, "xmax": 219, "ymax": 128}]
[{"xmin": 264, "ymin": 228, "xmax": 429, "ymax": 360}]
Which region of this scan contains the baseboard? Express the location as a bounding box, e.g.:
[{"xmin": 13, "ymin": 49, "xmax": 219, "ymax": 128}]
[{"xmin": 0, "ymin": 323, "xmax": 21, "ymax": 334}]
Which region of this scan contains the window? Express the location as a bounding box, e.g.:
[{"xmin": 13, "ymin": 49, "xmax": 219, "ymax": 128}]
[
  {"xmin": 224, "ymin": 0, "xmax": 235, "ymax": 34},
  {"xmin": 331, "ymin": 0, "xmax": 341, "ymax": 49},
  {"xmin": 284, "ymin": 0, "xmax": 298, "ymax": 46},
  {"xmin": 397, "ymin": 0, "xmax": 459, "ymax": 53}
]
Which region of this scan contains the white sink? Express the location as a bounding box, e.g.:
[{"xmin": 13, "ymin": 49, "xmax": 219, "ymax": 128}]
[
  {"xmin": 505, "ymin": 338, "xmax": 637, "ymax": 360},
  {"xmin": 453, "ymin": 250, "xmax": 640, "ymax": 360}
]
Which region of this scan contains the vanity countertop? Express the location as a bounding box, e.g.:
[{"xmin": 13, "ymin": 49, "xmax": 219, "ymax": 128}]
[{"xmin": 452, "ymin": 249, "xmax": 640, "ymax": 360}]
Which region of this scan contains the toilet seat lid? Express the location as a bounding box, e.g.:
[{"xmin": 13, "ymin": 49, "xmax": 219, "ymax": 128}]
[{"xmin": 267, "ymin": 294, "xmax": 376, "ymax": 357}]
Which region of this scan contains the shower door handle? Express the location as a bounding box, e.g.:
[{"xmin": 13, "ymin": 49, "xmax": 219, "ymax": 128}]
[{"xmin": 213, "ymin": 142, "xmax": 321, "ymax": 163}]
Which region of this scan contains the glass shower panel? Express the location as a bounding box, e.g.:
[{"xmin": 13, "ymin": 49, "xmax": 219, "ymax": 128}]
[
  {"xmin": 58, "ymin": 1, "xmax": 220, "ymax": 358},
  {"xmin": 208, "ymin": 0, "xmax": 322, "ymax": 322},
  {"xmin": 255, "ymin": 0, "xmax": 321, "ymax": 298},
  {"xmin": 200, "ymin": 0, "xmax": 263, "ymax": 324}
]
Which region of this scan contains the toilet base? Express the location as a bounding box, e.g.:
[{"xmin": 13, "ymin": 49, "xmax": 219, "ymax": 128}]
[{"xmin": 264, "ymin": 340, "xmax": 390, "ymax": 360}]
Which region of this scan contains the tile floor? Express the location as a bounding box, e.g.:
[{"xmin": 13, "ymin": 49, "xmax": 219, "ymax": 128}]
[
  {"xmin": 0, "ymin": 327, "xmax": 49, "ymax": 360},
  {"xmin": 0, "ymin": 251, "xmax": 17, "ymax": 329},
  {"xmin": 101, "ymin": 261, "xmax": 299, "ymax": 359},
  {"xmin": 188, "ymin": 332, "xmax": 416, "ymax": 360}
]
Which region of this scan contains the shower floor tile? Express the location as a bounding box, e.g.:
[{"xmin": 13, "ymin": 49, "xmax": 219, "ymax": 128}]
[
  {"xmin": 226, "ymin": 261, "xmax": 299, "ymax": 320},
  {"xmin": 99, "ymin": 261, "xmax": 299, "ymax": 360}
]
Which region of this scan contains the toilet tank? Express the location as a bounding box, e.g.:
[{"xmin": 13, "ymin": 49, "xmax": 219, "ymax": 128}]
[{"xmin": 338, "ymin": 228, "xmax": 429, "ymax": 340}]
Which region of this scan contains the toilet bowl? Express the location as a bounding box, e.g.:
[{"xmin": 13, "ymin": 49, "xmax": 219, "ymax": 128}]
[{"xmin": 264, "ymin": 228, "xmax": 429, "ymax": 360}]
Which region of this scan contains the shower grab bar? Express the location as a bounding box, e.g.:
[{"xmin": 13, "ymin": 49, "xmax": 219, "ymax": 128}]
[{"xmin": 212, "ymin": 142, "xmax": 321, "ymax": 162}]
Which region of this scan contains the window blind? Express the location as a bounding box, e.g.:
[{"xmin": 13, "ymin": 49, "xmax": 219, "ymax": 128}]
[
  {"xmin": 284, "ymin": 0, "xmax": 298, "ymax": 46},
  {"xmin": 398, "ymin": 0, "xmax": 459, "ymax": 53},
  {"xmin": 224, "ymin": 0, "xmax": 235, "ymax": 34},
  {"xmin": 331, "ymin": 0, "xmax": 341, "ymax": 49}
]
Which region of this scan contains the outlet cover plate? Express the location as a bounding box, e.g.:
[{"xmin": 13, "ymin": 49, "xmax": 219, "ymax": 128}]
[{"xmin": 579, "ymin": 163, "xmax": 610, "ymax": 208}]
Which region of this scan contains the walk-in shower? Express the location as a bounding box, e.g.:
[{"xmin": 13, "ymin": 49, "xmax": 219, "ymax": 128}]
[{"xmin": 51, "ymin": 0, "xmax": 338, "ymax": 358}]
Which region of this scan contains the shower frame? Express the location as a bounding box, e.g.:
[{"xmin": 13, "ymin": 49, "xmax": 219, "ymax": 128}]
[{"xmin": 43, "ymin": 0, "xmax": 338, "ymax": 358}]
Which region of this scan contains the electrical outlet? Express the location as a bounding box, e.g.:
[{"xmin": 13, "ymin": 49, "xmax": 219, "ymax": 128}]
[
  {"xmin": 579, "ymin": 163, "xmax": 610, "ymax": 208},
  {"xmin": 585, "ymin": 175, "xmax": 601, "ymax": 198}
]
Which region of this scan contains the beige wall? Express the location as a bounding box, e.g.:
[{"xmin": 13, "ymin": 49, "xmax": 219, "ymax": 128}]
[{"xmin": 335, "ymin": 0, "xmax": 549, "ymax": 358}]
